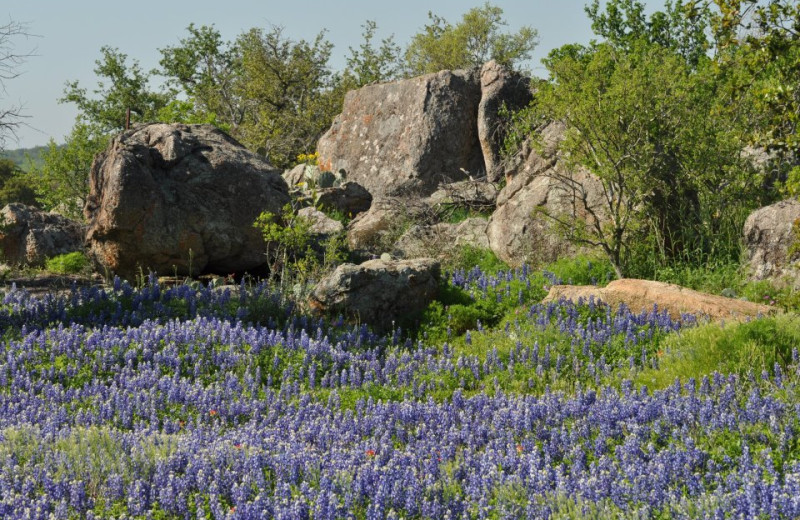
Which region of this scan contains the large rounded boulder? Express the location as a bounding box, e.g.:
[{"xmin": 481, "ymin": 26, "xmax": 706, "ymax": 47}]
[{"xmin": 84, "ymin": 123, "xmax": 291, "ymax": 280}]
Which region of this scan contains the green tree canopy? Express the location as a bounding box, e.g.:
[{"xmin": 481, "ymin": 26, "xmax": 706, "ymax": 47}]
[
  {"xmin": 404, "ymin": 3, "xmax": 538, "ymax": 75},
  {"xmin": 234, "ymin": 26, "xmax": 340, "ymax": 168},
  {"xmin": 62, "ymin": 46, "xmax": 169, "ymax": 133},
  {"xmin": 585, "ymin": 0, "xmax": 711, "ymax": 67},
  {"xmin": 535, "ymin": 39, "xmax": 758, "ymax": 277},
  {"xmin": 0, "ymin": 157, "xmax": 38, "ymax": 208},
  {"xmin": 158, "ymin": 24, "xmax": 244, "ymax": 132},
  {"xmin": 341, "ymin": 20, "xmax": 403, "ymax": 89},
  {"xmin": 33, "ymin": 124, "xmax": 109, "ymax": 220}
]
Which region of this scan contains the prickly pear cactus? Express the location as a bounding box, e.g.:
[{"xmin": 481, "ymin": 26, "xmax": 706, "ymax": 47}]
[{"xmin": 317, "ymin": 170, "xmax": 336, "ymax": 188}]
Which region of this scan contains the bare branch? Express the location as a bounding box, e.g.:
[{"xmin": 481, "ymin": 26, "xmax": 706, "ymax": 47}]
[{"xmin": 0, "ymin": 18, "xmax": 37, "ymax": 150}]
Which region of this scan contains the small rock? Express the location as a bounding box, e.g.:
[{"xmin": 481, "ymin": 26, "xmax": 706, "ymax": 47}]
[
  {"xmin": 308, "ymin": 258, "xmax": 441, "ymax": 332},
  {"xmin": 297, "ymin": 207, "xmax": 344, "ymax": 236}
]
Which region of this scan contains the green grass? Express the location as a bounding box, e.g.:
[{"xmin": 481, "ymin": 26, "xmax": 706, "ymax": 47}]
[{"xmin": 636, "ymin": 313, "xmax": 800, "ymax": 390}]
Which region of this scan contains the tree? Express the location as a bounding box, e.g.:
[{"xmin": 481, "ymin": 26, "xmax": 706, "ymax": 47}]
[
  {"xmin": 342, "ymin": 20, "xmax": 402, "ymax": 88},
  {"xmin": 62, "ymin": 46, "xmax": 169, "ymax": 133},
  {"xmin": 733, "ymin": 0, "xmax": 800, "ymax": 196},
  {"xmin": 0, "ymin": 157, "xmax": 38, "ymax": 207},
  {"xmin": 33, "ymin": 124, "xmax": 109, "ymax": 220},
  {"xmin": 158, "ymin": 24, "xmax": 244, "ymax": 132},
  {"xmin": 235, "ymin": 26, "xmax": 339, "ymax": 168},
  {"xmin": 585, "ymin": 0, "xmax": 711, "ymax": 67},
  {"xmin": 0, "ymin": 20, "xmax": 35, "ymax": 150},
  {"xmin": 535, "ymin": 41, "xmax": 756, "ymax": 277},
  {"xmin": 50, "ymin": 47, "xmax": 169, "ymax": 220},
  {"xmin": 404, "ymin": 3, "xmax": 538, "ymax": 75}
]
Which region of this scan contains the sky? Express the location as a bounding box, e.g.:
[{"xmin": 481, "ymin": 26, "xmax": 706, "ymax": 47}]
[{"xmin": 1, "ymin": 0, "xmax": 661, "ymax": 149}]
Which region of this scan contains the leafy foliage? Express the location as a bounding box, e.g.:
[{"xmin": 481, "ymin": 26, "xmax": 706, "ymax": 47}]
[
  {"xmin": 62, "ymin": 46, "xmax": 169, "ymax": 133},
  {"xmin": 504, "ymin": 1, "xmax": 789, "ymax": 278},
  {"xmin": 0, "ymin": 157, "xmax": 38, "ymax": 207},
  {"xmin": 234, "ymin": 27, "xmax": 341, "ymax": 168},
  {"xmin": 45, "ymin": 251, "xmax": 90, "ymax": 275},
  {"xmin": 33, "ymin": 123, "xmax": 109, "ymax": 220},
  {"xmin": 341, "ymin": 20, "xmax": 403, "ymax": 88},
  {"xmin": 158, "ymin": 24, "xmax": 243, "ymax": 132},
  {"xmin": 404, "ymin": 3, "xmax": 538, "ymax": 75},
  {"xmin": 253, "ymin": 203, "xmax": 347, "ymax": 297},
  {"xmin": 585, "ymin": 0, "xmax": 711, "ymax": 67}
]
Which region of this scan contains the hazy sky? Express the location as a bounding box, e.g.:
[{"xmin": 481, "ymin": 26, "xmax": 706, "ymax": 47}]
[{"xmin": 2, "ymin": 1, "xmax": 661, "ymax": 149}]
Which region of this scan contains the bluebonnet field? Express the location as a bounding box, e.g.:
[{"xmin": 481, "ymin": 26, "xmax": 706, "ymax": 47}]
[{"xmin": 1, "ymin": 263, "xmax": 800, "ymax": 519}]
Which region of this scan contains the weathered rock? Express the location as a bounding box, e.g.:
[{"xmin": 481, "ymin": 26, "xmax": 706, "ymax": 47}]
[
  {"xmin": 743, "ymin": 199, "xmax": 800, "ymax": 288},
  {"xmin": 315, "ymin": 182, "xmax": 373, "ymax": 218},
  {"xmin": 393, "ymin": 218, "xmax": 490, "ymax": 259},
  {"xmin": 487, "ymin": 122, "xmax": 607, "ymax": 266},
  {"xmin": 427, "ymin": 179, "xmax": 499, "ymax": 210},
  {"xmin": 0, "ymin": 203, "xmax": 85, "ymax": 267},
  {"xmin": 297, "ymin": 206, "xmax": 344, "ymax": 236},
  {"xmin": 346, "ymin": 197, "xmax": 432, "ymax": 253},
  {"xmin": 478, "ymin": 60, "xmax": 533, "ymax": 182},
  {"xmin": 84, "ymin": 123, "xmax": 291, "ymax": 280},
  {"xmin": 283, "ymin": 164, "xmax": 307, "ymax": 187},
  {"xmin": 543, "ymin": 279, "xmax": 775, "ymax": 322},
  {"xmin": 317, "ymin": 69, "xmax": 484, "ymax": 197},
  {"xmin": 308, "ymin": 258, "xmax": 440, "ymax": 331}
]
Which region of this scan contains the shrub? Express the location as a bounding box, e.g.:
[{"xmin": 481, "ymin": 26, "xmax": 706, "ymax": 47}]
[{"xmin": 45, "ymin": 251, "xmax": 90, "ymax": 275}]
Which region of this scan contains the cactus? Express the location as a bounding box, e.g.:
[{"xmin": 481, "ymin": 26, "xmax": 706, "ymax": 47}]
[{"xmin": 317, "ymin": 170, "xmax": 336, "ymax": 188}]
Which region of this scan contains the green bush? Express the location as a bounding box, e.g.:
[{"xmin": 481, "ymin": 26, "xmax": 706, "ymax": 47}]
[
  {"xmin": 546, "ymin": 254, "xmax": 615, "ymax": 286},
  {"xmin": 45, "ymin": 252, "xmax": 90, "ymax": 275},
  {"xmin": 445, "ymin": 245, "xmax": 507, "ymax": 273}
]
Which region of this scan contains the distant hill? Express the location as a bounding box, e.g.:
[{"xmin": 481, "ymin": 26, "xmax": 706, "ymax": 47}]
[{"xmin": 1, "ymin": 145, "xmax": 50, "ymax": 171}]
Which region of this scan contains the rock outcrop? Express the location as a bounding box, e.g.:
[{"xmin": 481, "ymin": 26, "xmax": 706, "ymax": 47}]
[
  {"xmin": 84, "ymin": 123, "xmax": 291, "ymax": 280},
  {"xmin": 317, "ymin": 69, "xmax": 484, "ymax": 197},
  {"xmin": 543, "ymin": 279, "xmax": 775, "ymax": 322},
  {"xmin": 0, "ymin": 203, "xmax": 85, "ymax": 267},
  {"xmin": 743, "ymin": 199, "xmax": 800, "ymax": 288},
  {"xmin": 478, "ymin": 60, "xmax": 533, "ymax": 182},
  {"xmin": 308, "ymin": 258, "xmax": 440, "ymax": 331},
  {"xmin": 317, "ymin": 63, "xmax": 536, "ymax": 198},
  {"xmin": 487, "ymin": 122, "xmax": 607, "ymax": 266}
]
